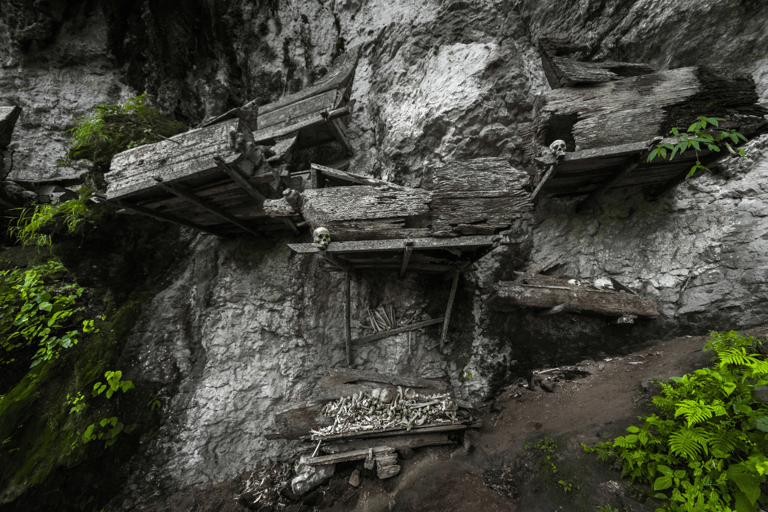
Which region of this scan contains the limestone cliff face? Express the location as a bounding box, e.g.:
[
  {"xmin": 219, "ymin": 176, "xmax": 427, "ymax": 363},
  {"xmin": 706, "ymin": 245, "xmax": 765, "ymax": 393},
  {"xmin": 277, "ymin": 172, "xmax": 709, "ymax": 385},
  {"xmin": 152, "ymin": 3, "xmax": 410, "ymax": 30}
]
[{"xmin": 2, "ymin": 0, "xmax": 768, "ymax": 506}]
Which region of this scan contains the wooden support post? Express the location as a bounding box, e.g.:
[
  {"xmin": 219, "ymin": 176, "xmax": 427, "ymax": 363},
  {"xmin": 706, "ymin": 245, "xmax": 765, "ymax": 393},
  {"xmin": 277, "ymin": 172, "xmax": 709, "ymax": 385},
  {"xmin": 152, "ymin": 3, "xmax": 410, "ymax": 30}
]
[
  {"xmin": 318, "ymin": 251, "xmax": 352, "ymax": 272},
  {"xmin": 115, "ymin": 199, "xmax": 223, "ymax": 237},
  {"xmin": 152, "ymin": 177, "xmax": 262, "ymax": 237},
  {"xmin": 441, "ymin": 273, "xmax": 460, "ymax": 351},
  {"xmin": 213, "ymin": 156, "xmax": 299, "ymax": 234},
  {"xmin": 345, "ymin": 271, "xmax": 353, "ymax": 367},
  {"xmin": 444, "ymin": 239, "xmax": 501, "ymax": 281},
  {"xmin": 328, "ymin": 118, "xmax": 354, "ymax": 155},
  {"xmin": 575, "ymin": 138, "xmax": 660, "ymax": 215},
  {"xmin": 399, "ymin": 240, "xmax": 413, "ymax": 279},
  {"xmin": 531, "ymin": 159, "xmax": 559, "ymax": 200}
]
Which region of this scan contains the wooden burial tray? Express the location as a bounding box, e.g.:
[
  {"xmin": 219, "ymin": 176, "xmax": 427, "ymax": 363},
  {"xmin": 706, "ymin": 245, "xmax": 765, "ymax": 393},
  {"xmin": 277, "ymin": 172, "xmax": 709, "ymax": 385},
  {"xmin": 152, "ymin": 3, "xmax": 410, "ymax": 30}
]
[
  {"xmin": 487, "ymin": 273, "xmax": 658, "ymax": 322},
  {"xmin": 105, "ymin": 117, "xmax": 300, "ymax": 236}
]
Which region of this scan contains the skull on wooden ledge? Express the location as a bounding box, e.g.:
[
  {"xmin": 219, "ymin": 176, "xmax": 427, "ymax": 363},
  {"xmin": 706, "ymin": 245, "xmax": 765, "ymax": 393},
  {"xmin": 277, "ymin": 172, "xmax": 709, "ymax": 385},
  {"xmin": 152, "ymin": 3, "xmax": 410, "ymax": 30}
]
[
  {"xmin": 549, "ymin": 139, "xmax": 567, "ymax": 156},
  {"xmin": 313, "ymin": 227, "xmax": 332, "ymax": 250}
]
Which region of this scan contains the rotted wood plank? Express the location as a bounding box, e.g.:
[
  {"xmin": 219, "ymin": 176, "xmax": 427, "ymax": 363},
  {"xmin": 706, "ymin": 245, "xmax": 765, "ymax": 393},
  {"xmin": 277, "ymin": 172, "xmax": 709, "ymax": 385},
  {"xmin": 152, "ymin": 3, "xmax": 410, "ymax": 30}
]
[
  {"xmin": 353, "ymin": 318, "xmax": 444, "ymax": 346},
  {"xmin": 488, "ymin": 280, "xmax": 658, "ymax": 318},
  {"xmin": 107, "ymin": 118, "xmax": 250, "ymax": 200},
  {"xmin": 152, "ymin": 177, "xmax": 262, "ymax": 237},
  {"xmin": 288, "ymin": 235, "xmax": 498, "ymax": 254}
]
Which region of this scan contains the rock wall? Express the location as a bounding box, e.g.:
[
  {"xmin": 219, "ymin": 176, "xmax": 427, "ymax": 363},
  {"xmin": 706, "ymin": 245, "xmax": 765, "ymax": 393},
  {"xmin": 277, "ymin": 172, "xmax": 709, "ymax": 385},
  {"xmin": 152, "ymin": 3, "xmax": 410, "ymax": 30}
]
[{"xmin": 2, "ymin": 0, "xmax": 768, "ymax": 506}]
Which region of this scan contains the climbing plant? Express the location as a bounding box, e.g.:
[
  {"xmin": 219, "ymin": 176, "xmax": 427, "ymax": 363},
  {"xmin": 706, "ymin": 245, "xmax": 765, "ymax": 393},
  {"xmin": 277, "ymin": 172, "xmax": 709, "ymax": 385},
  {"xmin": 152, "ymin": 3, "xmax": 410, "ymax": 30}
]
[
  {"xmin": 60, "ymin": 94, "xmax": 187, "ymax": 168},
  {"xmin": 583, "ymin": 331, "xmax": 768, "ymax": 512},
  {"xmin": 0, "ymin": 261, "xmax": 97, "ymax": 367},
  {"xmin": 647, "ymin": 116, "xmax": 748, "ymax": 178}
]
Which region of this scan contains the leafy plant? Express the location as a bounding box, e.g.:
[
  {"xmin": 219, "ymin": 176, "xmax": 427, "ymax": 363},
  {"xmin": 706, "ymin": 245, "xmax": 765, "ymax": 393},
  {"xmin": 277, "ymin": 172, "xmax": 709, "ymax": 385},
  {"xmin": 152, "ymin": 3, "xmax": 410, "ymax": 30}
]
[
  {"xmin": 80, "ymin": 370, "xmax": 136, "ymax": 448},
  {"xmin": 8, "ymin": 185, "xmax": 110, "ymax": 248},
  {"xmin": 60, "ymin": 94, "xmax": 186, "ymax": 168},
  {"xmin": 527, "ymin": 435, "xmax": 559, "ymax": 474},
  {"xmin": 0, "ymin": 261, "xmax": 96, "ymax": 367},
  {"xmin": 647, "ymin": 116, "xmax": 748, "ymax": 179},
  {"xmin": 66, "ymin": 391, "xmax": 86, "ymax": 415},
  {"xmin": 92, "ymin": 370, "xmax": 135, "ymax": 399},
  {"xmin": 583, "ymin": 331, "xmax": 768, "ymax": 512}
]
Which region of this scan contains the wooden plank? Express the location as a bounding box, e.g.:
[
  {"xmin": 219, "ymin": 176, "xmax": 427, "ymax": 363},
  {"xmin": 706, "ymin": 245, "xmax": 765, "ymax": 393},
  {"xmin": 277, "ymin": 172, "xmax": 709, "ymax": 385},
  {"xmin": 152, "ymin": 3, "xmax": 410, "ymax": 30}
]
[
  {"xmin": 399, "ymin": 241, "xmax": 413, "ymax": 279},
  {"xmin": 152, "ymin": 177, "xmax": 262, "ymax": 237},
  {"xmin": 305, "ymin": 446, "xmax": 394, "ymax": 466},
  {"xmin": 345, "ymin": 271, "xmax": 353, "ymax": 367},
  {"xmin": 311, "ymin": 420, "xmax": 481, "ymax": 441},
  {"xmin": 488, "ymin": 278, "xmax": 658, "ymax": 318},
  {"xmin": 269, "ymin": 400, "xmax": 333, "ymax": 440},
  {"xmin": 320, "ymin": 432, "xmax": 455, "ymax": 455},
  {"xmin": 321, "ymin": 367, "xmax": 448, "ymax": 394},
  {"xmin": 440, "ymin": 274, "xmax": 460, "ymax": 350},
  {"xmin": 115, "ymin": 199, "xmax": 222, "ymax": 236},
  {"xmin": 288, "ymin": 235, "xmax": 498, "ymax": 255},
  {"xmin": 259, "ymin": 47, "xmax": 359, "ymax": 116},
  {"xmin": 311, "ymin": 163, "xmax": 392, "ymax": 188},
  {"xmin": 353, "ymin": 318, "xmax": 444, "ymax": 346},
  {"xmin": 107, "ymin": 118, "xmax": 251, "ymax": 200},
  {"xmin": 258, "ymin": 89, "xmax": 340, "ymax": 131},
  {"xmin": 0, "ymin": 106, "xmax": 22, "ymax": 147}
]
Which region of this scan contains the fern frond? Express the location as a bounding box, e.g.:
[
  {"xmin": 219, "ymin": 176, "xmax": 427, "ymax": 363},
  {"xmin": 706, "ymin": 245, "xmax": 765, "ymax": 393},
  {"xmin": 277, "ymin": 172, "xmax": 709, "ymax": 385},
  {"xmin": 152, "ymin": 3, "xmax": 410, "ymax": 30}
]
[{"xmin": 669, "ymin": 427, "xmax": 708, "ymax": 460}]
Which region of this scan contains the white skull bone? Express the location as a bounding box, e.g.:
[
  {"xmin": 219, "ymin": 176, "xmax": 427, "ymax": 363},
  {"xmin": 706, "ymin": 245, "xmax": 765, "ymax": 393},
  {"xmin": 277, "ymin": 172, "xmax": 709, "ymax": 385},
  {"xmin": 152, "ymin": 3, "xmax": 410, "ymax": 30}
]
[
  {"xmin": 313, "ymin": 227, "xmax": 332, "ymax": 249},
  {"xmin": 549, "ymin": 139, "xmax": 567, "ymax": 155}
]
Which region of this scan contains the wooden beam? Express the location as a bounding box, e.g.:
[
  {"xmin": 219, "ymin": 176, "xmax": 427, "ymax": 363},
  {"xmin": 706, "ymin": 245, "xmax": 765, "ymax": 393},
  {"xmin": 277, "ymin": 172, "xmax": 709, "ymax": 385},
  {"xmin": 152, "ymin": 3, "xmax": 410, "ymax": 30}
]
[
  {"xmin": 288, "ymin": 235, "xmax": 498, "ymax": 254},
  {"xmin": 345, "ymin": 271, "xmax": 353, "ymax": 367},
  {"xmin": 444, "ymin": 239, "xmax": 501, "ymax": 281},
  {"xmin": 327, "ymin": 117, "xmax": 354, "ymax": 155},
  {"xmin": 213, "ymin": 156, "xmax": 299, "ymax": 234},
  {"xmin": 575, "ymin": 139, "xmax": 660, "ymax": 214},
  {"xmin": 399, "ymin": 240, "xmax": 413, "ymax": 279},
  {"xmin": 305, "ymin": 446, "xmax": 394, "ymax": 466},
  {"xmin": 318, "ymin": 251, "xmax": 353, "ymax": 272},
  {"xmin": 115, "ymin": 199, "xmax": 223, "ymax": 237},
  {"xmin": 311, "ymin": 420, "xmax": 481, "ymax": 441},
  {"xmin": 320, "ymin": 432, "xmax": 455, "ymax": 455},
  {"xmin": 441, "ymin": 273, "xmax": 460, "ymax": 350},
  {"xmin": 152, "ymin": 177, "xmax": 262, "ymax": 237},
  {"xmin": 353, "ymin": 318, "xmax": 445, "ymax": 346},
  {"xmin": 531, "ymin": 161, "xmax": 558, "ymax": 200}
]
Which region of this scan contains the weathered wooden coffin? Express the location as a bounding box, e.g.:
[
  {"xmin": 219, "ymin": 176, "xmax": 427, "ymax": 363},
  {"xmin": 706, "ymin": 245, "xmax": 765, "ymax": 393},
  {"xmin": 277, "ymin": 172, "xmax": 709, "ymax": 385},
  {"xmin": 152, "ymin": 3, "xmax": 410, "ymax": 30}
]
[
  {"xmin": 294, "ymin": 158, "xmax": 532, "ymax": 241},
  {"xmin": 253, "ymin": 47, "xmax": 359, "ymax": 152},
  {"xmin": 487, "ymin": 274, "xmax": 658, "ymax": 319},
  {"xmin": 537, "ymin": 38, "xmax": 654, "ymax": 89},
  {"xmin": 532, "ymin": 66, "xmax": 765, "ymax": 152},
  {"xmin": 0, "ymin": 106, "xmax": 21, "ymax": 148},
  {"xmin": 105, "ymin": 118, "xmax": 300, "ymax": 235}
]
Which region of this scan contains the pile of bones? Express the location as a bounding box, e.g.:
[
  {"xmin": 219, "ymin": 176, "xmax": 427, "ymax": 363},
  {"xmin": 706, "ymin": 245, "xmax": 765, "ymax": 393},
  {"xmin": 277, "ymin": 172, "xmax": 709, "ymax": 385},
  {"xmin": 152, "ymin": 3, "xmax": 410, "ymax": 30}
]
[{"xmin": 311, "ymin": 386, "xmax": 461, "ymax": 437}]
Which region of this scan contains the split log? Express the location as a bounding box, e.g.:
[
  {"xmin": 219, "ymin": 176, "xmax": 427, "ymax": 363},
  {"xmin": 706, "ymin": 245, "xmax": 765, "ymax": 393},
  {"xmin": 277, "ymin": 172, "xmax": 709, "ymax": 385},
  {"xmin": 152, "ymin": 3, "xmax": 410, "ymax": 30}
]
[
  {"xmin": 305, "ymin": 446, "xmax": 394, "ymax": 466},
  {"xmin": 538, "ymin": 38, "xmax": 654, "ymax": 89},
  {"xmin": 107, "ymin": 118, "xmax": 257, "ymax": 200},
  {"xmin": 430, "ymin": 158, "xmax": 532, "ymax": 236},
  {"xmin": 0, "ymin": 106, "xmax": 21, "ymax": 148},
  {"xmin": 489, "ymin": 274, "xmax": 658, "ymax": 319},
  {"xmin": 532, "ymin": 66, "xmax": 766, "ymax": 151}
]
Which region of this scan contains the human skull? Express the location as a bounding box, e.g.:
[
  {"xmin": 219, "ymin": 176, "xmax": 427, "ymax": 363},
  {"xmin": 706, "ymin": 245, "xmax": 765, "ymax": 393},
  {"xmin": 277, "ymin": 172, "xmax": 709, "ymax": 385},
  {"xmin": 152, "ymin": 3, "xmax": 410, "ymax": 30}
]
[
  {"xmin": 549, "ymin": 139, "xmax": 567, "ymax": 156},
  {"xmin": 312, "ymin": 227, "xmax": 331, "ymax": 249}
]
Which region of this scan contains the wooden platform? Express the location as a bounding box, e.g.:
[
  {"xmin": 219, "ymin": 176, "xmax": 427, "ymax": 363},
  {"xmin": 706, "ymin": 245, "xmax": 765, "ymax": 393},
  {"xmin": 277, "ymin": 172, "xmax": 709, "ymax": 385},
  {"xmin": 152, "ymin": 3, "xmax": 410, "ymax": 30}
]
[
  {"xmin": 288, "ymin": 234, "xmax": 507, "ymax": 275},
  {"xmin": 487, "ymin": 273, "xmax": 658, "ymax": 321}
]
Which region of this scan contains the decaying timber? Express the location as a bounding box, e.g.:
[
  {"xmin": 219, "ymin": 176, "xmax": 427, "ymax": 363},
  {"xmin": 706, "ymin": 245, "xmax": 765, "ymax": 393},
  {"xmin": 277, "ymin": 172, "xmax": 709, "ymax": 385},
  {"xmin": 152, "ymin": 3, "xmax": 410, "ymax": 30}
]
[
  {"xmin": 286, "ymin": 158, "xmax": 532, "ymax": 241},
  {"xmin": 532, "ymin": 66, "xmax": 766, "ymax": 152},
  {"xmin": 0, "ymin": 106, "xmax": 21, "ymax": 148},
  {"xmin": 106, "ymin": 117, "xmax": 302, "ymax": 235},
  {"xmin": 537, "ymin": 38, "xmax": 654, "ymax": 89},
  {"xmin": 487, "ymin": 273, "xmax": 658, "ymax": 320},
  {"xmin": 253, "ymin": 48, "xmax": 360, "ymax": 153}
]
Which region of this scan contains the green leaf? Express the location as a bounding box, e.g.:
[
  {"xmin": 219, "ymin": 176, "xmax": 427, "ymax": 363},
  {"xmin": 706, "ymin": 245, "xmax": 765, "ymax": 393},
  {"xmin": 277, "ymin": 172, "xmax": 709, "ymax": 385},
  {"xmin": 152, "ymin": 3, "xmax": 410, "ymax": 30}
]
[
  {"xmin": 727, "ymin": 465, "xmax": 761, "ymax": 504},
  {"xmin": 654, "ymin": 475, "xmax": 673, "ymax": 490},
  {"xmin": 648, "ymin": 148, "xmax": 660, "ymax": 162},
  {"xmin": 626, "ymin": 426, "xmax": 640, "ymax": 433},
  {"xmin": 723, "ymin": 382, "xmax": 737, "ymax": 396},
  {"xmin": 658, "ymin": 465, "xmax": 674, "ymax": 477}
]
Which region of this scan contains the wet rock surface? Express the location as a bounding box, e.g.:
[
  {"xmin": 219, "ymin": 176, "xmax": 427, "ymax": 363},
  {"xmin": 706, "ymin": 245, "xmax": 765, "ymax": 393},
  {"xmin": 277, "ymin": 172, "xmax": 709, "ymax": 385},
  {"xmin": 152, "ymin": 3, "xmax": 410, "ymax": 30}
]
[{"xmin": 2, "ymin": 0, "xmax": 768, "ymax": 510}]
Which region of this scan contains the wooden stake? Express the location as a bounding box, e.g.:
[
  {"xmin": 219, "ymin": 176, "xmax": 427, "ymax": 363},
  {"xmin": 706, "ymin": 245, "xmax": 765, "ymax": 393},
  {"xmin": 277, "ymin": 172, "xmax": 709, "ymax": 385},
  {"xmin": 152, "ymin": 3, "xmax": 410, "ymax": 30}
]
[
  {"xmin": 345, "ymin": 271, "xmax": 352, "ymax": 367},
  {"xmin": 530, "ymin": 161, "xmax": 558, "ymax": 200},
  {"xmin": 441, "ymin": 273, "xmax": 460, "ymax": 351},
  {"xmin": 399, "ymin": 240, "xmax": 413, "ymax": 279}
]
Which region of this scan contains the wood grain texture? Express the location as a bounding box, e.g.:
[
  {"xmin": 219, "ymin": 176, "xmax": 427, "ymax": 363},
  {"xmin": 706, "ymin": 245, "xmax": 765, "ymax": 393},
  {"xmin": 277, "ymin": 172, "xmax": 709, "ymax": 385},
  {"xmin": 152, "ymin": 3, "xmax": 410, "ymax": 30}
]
[
  {"xmin": 320, "ymin": 432, "xmax": 454, "ymax": 454},
  {"xmin": 488, "ymin": 275, "xmax": 658, "ymax": 318},
  {"xmin": 288, "ymin": 235, "xmax": 498, "ymax": 254},
  {"xmin": 107, "ymin": 118, "xmax": 248, "ymax": 200},
  {"xmin": 532, "ymin": 66, "xmax": 764, "ymax": 151}
]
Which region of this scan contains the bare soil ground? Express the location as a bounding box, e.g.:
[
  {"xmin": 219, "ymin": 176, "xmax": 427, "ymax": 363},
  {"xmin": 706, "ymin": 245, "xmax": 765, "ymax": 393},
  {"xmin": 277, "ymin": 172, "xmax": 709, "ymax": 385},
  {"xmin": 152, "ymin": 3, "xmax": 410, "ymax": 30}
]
[{"xmin": 142, "ymin": 328, "xmax": 768, "ymax": 512}]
